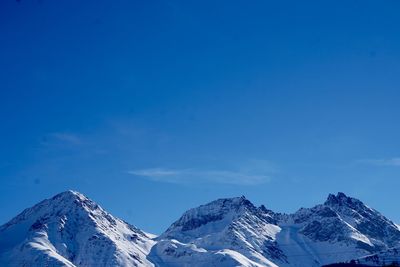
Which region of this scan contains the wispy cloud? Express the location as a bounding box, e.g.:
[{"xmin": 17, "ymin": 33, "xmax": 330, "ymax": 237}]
[
  {"xmin": 128, "ymin": 167, "xmax": 271, "ymax": 185},
  {"xmin": 357, "ymin": 158, "xmax": 400, "ymax": 167},
  {"xmin": 130, "ymin": 168, "xmax": 183, "ymax": 177},
  {"xmin": 41, "ymin": 132, "xmax": 83, "ymax": 146},
  {"xmin": 51, "ymin": 133, "xmax": 82, "ymax": 145}
]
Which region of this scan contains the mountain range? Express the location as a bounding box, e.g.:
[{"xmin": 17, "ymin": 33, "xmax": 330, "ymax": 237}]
[{"xmin": 1, "ymin": 191, "xmax": 399, "ymax": 267}]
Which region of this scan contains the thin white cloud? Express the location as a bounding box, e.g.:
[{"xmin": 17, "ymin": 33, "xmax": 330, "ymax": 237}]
[
  {"xmin": 130, "ymin": 168, "xmax": 183, "ymax": 177},
  {"xmin": 41, "ymin": 132, "xmax": 83, "ymax": 146},
  {"xmin": 357, "ymin": 158, "xmax": 400, "ymax": 167},
  {"xmin": 128, "ymin": 168, "xmax": 271, "ymax": 185},
  {"xmin": 50, "ymin": 133, "xmax": 82, "ymax": 145}
]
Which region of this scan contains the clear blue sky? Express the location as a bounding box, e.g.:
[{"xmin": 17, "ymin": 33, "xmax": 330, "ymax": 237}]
[{"xmin": 1, "ymin": 0, "xmax": 400, "ymax": 234}]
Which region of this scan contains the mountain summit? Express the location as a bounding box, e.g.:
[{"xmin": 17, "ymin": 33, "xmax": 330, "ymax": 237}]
[
  {"xmin": 0, "ymin": 190, "xmax": 155, "ymax": 267},
  {"xmin": 1, "ymin": 191, "xmax": 399, "ymax": 267},
  {"xmin": 155, "ymin": 196, "xmax": 281, "ymax": 267},
  {"xmin": 324, "ymin": 192, "xmax": 371, "ymax": 210}
]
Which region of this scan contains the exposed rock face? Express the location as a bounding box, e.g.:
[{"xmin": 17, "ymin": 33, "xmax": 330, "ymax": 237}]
[
  {"xmin": 1, "ymin": 191, "xmax": 400, "ymax": 267},
  {"xmin": 0, "ymin": 191, "xmax": 155, "ymax": 267},
  {"xmin": 153, "ymin": 192, "xmax": 400, "ymax": 267}
]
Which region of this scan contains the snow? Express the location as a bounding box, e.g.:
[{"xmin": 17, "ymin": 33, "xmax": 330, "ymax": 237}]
[
  {"xmin": 354, "ymin": 246, "xmax": 400, "ymax": 266},
  {"xmin": 216, "ymin": 250, "xmax": 278, "ymax": 267},
  {"xmin": 149, "ymin": 240, "xmax": 277, "ymax": 267},
  {"xmin": 154, "ymin": 196, "xmax": 283, "ymax": 266},
  {"xmin": 0, "ymin": 190, "xmax": 155, "ymax": 267},
  {"xmin": 1, "ymin": 191, "xmax": 400, "ymax": 266}
]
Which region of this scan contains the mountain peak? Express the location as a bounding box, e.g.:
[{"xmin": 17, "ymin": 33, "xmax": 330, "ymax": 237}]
[
  {"xmin": 0, "ymin": 190, "xmax": 155, "ymax": 267},
  {"xmin": 3, "ymin": 191, "xmax": 400, "ymax": 267},
  {"xmin": 47, "ymin": 190, "xmax": 104, "ymax": 214},
  {"xmin": 51, "ymin": 190, "xmax": 85, "ymax": 201},
  {"xmin": 324, "ymin": 192, "xmax": 361, "ymax": 207},
  {"xmin": 209, "ymin": 195, "xmax": 257, "ymax": 213},
  {"xmin": 161, "ymin": 196, "xmax": 257, "ymax": 237},
  {"xmin": 185, "ymin": 195, "xmax": 256, "ymax": 214},
  {"xmin": 0, "ymin": 190, "xmax": 108, "ymax": 236},
  {"xmin": 222, "ymin": 195, "xmax": 253, "ymax": 208}
]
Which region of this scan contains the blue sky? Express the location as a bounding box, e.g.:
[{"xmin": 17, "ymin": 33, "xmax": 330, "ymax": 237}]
[{"xmin": 1, "ymin": 0, "xmax": 400, "ymax": 234}]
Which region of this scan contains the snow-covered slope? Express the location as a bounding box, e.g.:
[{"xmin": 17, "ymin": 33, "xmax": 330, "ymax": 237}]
[
  {"xmin": 274, "ymin": 192, "xmax": 400, "ymax": 266},
  {"xmin": 1, "ymin": 191, "xmax": 399, "ymax": 267},
  {"xmin": 355, "ymin": 246, "xmax": 400, "ymax": 266},
  {"xmin": 0, "ymin": 191, "xmax": 155, "ymax": 267},
  {"xmin": 149, "ymin": 239, "xmax": 269, "ymax": 267},
  {"xmin": 152, "ymin": 193, "xmax": 400, "ymax": 267},
  {"xmin": 152, "ymin": 196, "xmax": 282, "ymax": 267}
]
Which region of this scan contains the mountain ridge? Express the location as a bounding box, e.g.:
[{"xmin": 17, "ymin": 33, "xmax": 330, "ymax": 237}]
[{"xmin": 1, "ymin": 191, "xmax": 399, "ymax": 267}]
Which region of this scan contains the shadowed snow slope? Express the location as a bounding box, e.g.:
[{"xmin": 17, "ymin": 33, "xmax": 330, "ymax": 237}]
[
  {"xmin": 153, "ymin": 193, "xmax": 400, "ymax": 267},
  {"xmin": 153, "ymin": 196, "xmax": 281, "ymax": 267},
  {"xmin": 273, "ymin": 192, "xmax": 400, "ymax": 266},
  {"xmin": 1, "ymin": 191, "xmax": 400, "ymax": 267}
]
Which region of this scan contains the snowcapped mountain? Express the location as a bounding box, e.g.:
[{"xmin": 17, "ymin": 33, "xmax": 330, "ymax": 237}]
[
  {"xmin": 0, "ymin": 191, "xmax": 155, "ymax": 267},
  {"xmin": 1, "ymin": 191, "xmax": 399, "ymax": 267},
  {"xmin": 151, "ymin": 193, "xmax": 400, "ymax": 267},
  {"xmin": 152, "ymin": 196, "xmax": 282, "ymax": 267},
  {"xmin": 273, "ymin": 192, "xmax": 400, "ymax": 266}
]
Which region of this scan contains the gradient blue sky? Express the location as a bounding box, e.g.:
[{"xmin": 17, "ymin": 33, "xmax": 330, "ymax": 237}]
[{"xmin": 1, "ymin": 0, "xmax": 400, "ymax": 234}]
